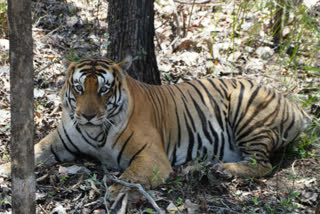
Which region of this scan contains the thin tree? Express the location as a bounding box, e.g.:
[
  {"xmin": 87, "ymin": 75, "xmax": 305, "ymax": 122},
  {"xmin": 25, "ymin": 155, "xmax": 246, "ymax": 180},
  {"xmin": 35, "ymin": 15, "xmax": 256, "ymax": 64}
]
[
  {"xmin": 272, "ymin": 0, "xmax": 284, "ymax": 45},
  {"xmin": 8, "ymin": 0, "xmax": 36, "ymax": 213},
  {"xmin": 107, "ymin": 0, "xmax": 161, "ymax": 85}
]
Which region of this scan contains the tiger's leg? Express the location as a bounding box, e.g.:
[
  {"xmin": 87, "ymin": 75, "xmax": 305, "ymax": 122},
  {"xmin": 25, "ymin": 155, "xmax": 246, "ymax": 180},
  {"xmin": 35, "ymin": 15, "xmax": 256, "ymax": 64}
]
[
  {"xmin": 108, "ymin": 138, "xmax": 172, "ymax": 199},
  {"xmin": 219, "ymin": 137, "xmax": 274, "ymax": 177},
  {"xmin": 219, "ymin": 160, "xmax": 272, "ymax": 177}
]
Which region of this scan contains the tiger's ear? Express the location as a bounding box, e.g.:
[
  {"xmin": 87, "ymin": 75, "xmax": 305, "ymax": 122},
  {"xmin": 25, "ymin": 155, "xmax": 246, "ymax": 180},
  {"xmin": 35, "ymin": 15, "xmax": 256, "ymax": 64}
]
[
  {"xmin": 118, "ymin": 56, "xmax": 132, "ymax": 71},
  {"xmin": 62, "ymin": 58, "xmax": 75, "ymax": 73},
  {"xmin": 63, "ymin": 58, "xmax": 73, "ymax": 68}
]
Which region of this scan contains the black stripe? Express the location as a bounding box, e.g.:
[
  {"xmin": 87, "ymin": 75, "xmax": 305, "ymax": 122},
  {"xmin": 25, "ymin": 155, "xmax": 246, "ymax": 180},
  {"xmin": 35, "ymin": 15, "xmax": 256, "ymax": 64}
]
[
  {"xmin": 166, "ymin": 135, "xmax": 171, "ymax": 155},
  {"xmin": 62, "ymin": 123, "xmax": 82, "ymax": 153},
  {"xmin": 96, "ymin": 62, "xmax": 110, "ymax": 70},
  {"xmin": 77, "ymin": 61, "xmax": 93, "ymax": 68},
  {"xmin": 237, "ymin": 98, "xmax": 280, "ymax": 141},
  {"xmin": 117, "ymin": 82, "xmax": 122, "ymax": 103},
  {"xmin": 226, "ymin": 122, "xmax": 235, "ymax": 151},
  {"xmin": 218, "ymin": 79, "xmax": 229, "ymax": 89},
  {"xmin": 151, "ymin": 87, "xmax": 163, "ymax": 124},
  {"xmin": 207, "ymin": 78, "xmax": 225, "ymax": 98},
  {"xmin": 196, "ymin": 79, "xmax": 224, "ymax": 130},
  {"xmin": 181, "ymin": 98, "xmax": 196, "ymax": 131},
  {"xmin": 117, "ymin": 132, "xmax": 134, "ymax": 166},
  {"xmin": 208, "ymin": 122, "xmax": 219, "ymax": 155},
  {"xmin": 173, "ymin": 84, "xmax": 188, "ymax": 101},
  {"xmin": 155, "ymin": 86, "xmax": 168, "ymax": 108},
  {"xmin": 232, "ymin": 82, "xmax": 245, "ymax": 128},
  {"xmin": 190, "ymin": 94, "xmax": 214, "ymax": 144},
  {"xmin": 234, "ymin": 86, "xmax": 261, "ymax": 132},
  {"xmin": 284, "ymin": 106, "xmax": 296, "ymax": 139},
  {"xmin": 219, "ymin": 132, "xmax": 225, "ymax": 160},
  {"xmin": 211, "ymin": 98, "xmax": 224, "ymax": 131},
  {"xmin": 166, "ymin": 86, "xmax": 181, "ymax": 147},
  {"xmin": 57, "ymin": 129, "xmax": 78, "ymax": 156},
  {"xmin": 185, "ymin": 81, "xmax": 205, "ymax": 105},
  {"xmin": 202, "ymin": 147, "xmax": 208, "ymax": 160},
  {"xmin": 246, "ymin": 142, "xmax": 269, "ymax": 152},
  {"xmin": 172, "ymin": 145, "xmax": 177, "ymax": 166},
  {"xmin": 247, "ymin": 79, "xmax": 254, "ymax": 88},
  {"xmin": 96, "ymin": 59, "xmax": 113, "ymax": 65},
  {"xmin": 238, "ymin": 134, "xmax": 271, "ymax": 147},
  {"xmin": 231, "ymin": 79, "xmax": 237, "ymax": 88},
  {"xmin": 280, "ymin": 100, "xmax": 290, "ymax": 135},
  {"xmin": 79, "ymin": 68, "xmax": 94, "ymax": 74},
  {"xmin": 185, "ymin": 113, "xmax": 195, "ymax": 163},
  {"xmin": 236, "ymin": 89, "xmax": 276, "ymax": 136},
  {"xmin": 75, "ymin": 125, "xmax": 96, "ymax": 148},
  {"xmin": 242, "ymin": 149, "xmax": 268, "ymax": 159},
  {"xmin": 197, "ymin": 133, "xmax": 203, "ymax": 157},
  {"xmin": 50, "ymin": 145, "xmax": 61, "ymax": 162},
  {"xmin": 143, "ymin": 85, "xmax": 160, "ymax": 126},
  {"xmin": 95, "ymin": 69, "xmax": 107, "ymax": 74},
  {"xmin": 112, "ymin": 103, "xmax": 135, "ymax": 148},
  {"xmin": 129, "ymin": 143, "xmax": 147, "ymax": 166},
  {"xmin": 196, "ymin": 80, "xmax": 213, "ymax": 101}
]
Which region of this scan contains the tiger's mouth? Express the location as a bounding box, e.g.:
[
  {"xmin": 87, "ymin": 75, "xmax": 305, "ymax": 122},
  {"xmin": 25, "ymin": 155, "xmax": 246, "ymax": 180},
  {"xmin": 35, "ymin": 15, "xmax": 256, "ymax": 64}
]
[{"xmin": 75, "ymin": 113, "xmax": 104, "ymax": 126}]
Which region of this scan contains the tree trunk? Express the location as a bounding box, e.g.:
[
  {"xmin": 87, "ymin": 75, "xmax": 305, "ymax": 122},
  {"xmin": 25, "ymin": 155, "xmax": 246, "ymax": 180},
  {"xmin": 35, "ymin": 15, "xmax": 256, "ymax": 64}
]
[
  {"xmin": 272, "ymin": 0, "xmax": 284, "ymax": 45},
  {"xmin": 107, "ymin": 0, "xmax": 161, "ymax": 85},
  {"xmin": 8, "ymin": 0, "xmax": 36, "ymax": 213}
]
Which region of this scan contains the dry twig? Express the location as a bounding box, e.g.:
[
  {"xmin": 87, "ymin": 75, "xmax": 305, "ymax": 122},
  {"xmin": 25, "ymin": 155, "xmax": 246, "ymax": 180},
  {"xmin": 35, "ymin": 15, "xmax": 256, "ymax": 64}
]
[{"xmin": 107, "ymin": 176, "xmax": 164, "ymax": 214}]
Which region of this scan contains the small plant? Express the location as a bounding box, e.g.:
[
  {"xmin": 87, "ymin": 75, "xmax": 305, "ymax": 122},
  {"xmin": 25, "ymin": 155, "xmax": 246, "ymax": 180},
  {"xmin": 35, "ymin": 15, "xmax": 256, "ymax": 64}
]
[
  {"xmin": 252, "ymin": 196, "xmax": 260, "ymax": 206},
  {"xmin": 0, "ymin": 199, "xmax": 7, "ymax": 206},
  {"xmin": 173, "ymin": 177, "xmax": 183, "ymax": 186},
  {"xmin": 152, "ymin": 165, "xmax": 160, "ymax": 182},
  {"xmin": 67, "ymin": 49, "xmax": 83, "ymax": 62},
  {"xmin": 280, "ymin": 191, "xmax": 300, "ymax": 212},
  {"xmin": 61, "ymin": 174, "xmax": 67, "ymax": 181},
  {"xmin": 85, "ymin": 173, "xmax": 101, "ymax": 185},
  {"xmin": 145, "ymin": 208, "xmax": 156, "ymax": 214},
  {"xmin": 250, "ymin": 158, "xmax": 257, "ymax": 167},
  {"xmin": 176, "ymin": 197, "xmax": 183, "ymax": 205}
]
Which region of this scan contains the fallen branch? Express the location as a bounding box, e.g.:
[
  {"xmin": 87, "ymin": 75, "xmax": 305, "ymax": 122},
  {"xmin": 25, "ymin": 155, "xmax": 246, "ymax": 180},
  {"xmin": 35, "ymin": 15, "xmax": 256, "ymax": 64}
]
[
  {"xmin": 103, "ymin": 176, "xmax": 110, "ymax": 214},
  {"xmin": 107, "ymin": 176, "xmax": 164, "ymax": 214}
]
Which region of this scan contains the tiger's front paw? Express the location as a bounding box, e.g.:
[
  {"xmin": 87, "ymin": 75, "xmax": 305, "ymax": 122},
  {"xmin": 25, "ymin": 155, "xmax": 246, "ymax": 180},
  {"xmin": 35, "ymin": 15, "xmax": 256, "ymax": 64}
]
[
  {"xmin": 0, "ymin": 162, "xmax": 11, "ymax": 178},
  {"xmin": 108, "ymin": 183, "xmax": 130, "ymax": 201},
  {"xmin": 210, "ymin": 163, "xmax": 234, "ymax": 180}
]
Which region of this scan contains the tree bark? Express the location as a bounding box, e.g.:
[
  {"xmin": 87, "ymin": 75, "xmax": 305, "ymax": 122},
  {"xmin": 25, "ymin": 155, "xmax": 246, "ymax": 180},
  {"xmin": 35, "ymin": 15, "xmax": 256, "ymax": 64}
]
[
  {"xmin": 8, "ymin": 0, "xmax": 36, "ymax": 213},
  {"xmin": 272, "ymin": 0, "xmax": 284, "ymax": 45},
  {"xmin": 107, "ymin": 0, "xmax": 161, "ymax": 85}
]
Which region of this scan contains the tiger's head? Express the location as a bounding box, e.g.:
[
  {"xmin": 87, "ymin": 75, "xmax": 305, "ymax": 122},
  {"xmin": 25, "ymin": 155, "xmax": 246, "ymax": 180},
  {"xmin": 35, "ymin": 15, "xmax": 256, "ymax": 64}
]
[{"xmin": 61, "ymin": 57, "xmax": 132, "ymax": 127}]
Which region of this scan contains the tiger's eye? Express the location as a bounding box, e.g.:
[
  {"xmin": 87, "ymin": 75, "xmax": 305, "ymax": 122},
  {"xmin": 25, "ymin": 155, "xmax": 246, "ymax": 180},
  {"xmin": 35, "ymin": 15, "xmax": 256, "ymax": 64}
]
[
  {"xmin": 75, "ymin": 85, "xmax": 83, "ymax": 92},
  {"xmin": 100, "ymin": 86, "xmax": 108, "ymax": 93}
]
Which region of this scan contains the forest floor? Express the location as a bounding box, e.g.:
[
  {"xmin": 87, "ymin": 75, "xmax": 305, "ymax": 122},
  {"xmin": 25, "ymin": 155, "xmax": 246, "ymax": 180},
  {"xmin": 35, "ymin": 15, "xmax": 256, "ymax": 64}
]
[{"xmin": 0, "ymin": 0, "xmax": 320, "ymax": 213}]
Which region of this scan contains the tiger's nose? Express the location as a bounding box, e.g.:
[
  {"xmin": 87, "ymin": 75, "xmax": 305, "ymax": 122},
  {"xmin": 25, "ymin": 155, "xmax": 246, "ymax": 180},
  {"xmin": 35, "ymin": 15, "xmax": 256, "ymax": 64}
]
[{"xmin": 82, "ymin": 113, "xmax": 96, "ymax": 121}]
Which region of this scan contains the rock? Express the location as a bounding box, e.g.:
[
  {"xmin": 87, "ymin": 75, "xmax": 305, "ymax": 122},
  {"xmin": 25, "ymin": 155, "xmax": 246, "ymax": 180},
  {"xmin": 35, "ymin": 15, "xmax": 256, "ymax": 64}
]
[
  {"xmin": 255, "ymin": 46, "xmax": 274, "ymax": 60},
  {"xmin": 50, "ymin": 203, "xmax": 67, "ymax": 214},
  {"xmin": 245, "ymin": 58, "xmax": 265, "ymax": 73},
  {"xmin": 227, "ymin": 51, "xmax": 242, "ymax": 63},
  {"xmin": 0, "ymin": 39, "xmax": 9, "ymax": 50},
  {"xmin": 34, "ymin": 88, "xmax": 45, "ymax": 99}
]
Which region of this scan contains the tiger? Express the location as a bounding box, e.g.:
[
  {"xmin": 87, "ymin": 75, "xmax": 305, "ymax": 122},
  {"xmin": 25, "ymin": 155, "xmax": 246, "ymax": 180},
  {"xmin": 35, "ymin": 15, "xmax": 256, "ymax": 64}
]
[{"xmin": 0, "ymin": 56, "xmax": 311, "ymax": 198}]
